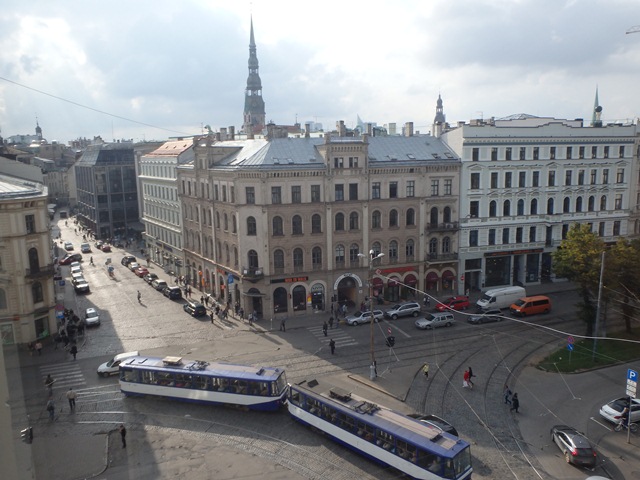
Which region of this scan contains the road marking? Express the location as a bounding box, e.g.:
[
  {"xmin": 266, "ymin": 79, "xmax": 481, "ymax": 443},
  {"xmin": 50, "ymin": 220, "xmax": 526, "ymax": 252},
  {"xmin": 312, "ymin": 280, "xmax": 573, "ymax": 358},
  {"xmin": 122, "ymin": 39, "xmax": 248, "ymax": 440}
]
[
  {"xmin": 382, "ymin": 320, "xmax": 412, "ymax": 338},
  {"xmin": 589, "ymin": 416, "xmax": 614, "ymax": 432},
  {"xmin": 40, "ymin": 362, "xmax": 87, "ymax": 390}
]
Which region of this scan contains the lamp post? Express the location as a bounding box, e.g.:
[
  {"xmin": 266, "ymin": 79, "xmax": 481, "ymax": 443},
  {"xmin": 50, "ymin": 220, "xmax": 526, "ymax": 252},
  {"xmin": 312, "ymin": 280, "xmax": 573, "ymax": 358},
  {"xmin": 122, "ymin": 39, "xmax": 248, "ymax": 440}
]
[{"xmin": 359, "ymin": 249, "xmax": 384, "ymax": 380}]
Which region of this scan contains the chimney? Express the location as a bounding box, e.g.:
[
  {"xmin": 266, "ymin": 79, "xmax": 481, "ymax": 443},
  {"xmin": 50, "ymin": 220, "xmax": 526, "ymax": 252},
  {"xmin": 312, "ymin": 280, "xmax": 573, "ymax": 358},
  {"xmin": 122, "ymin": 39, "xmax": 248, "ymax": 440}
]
[
  {"xmin": 366, "ymin": 123, "xmax": 373, "ymax": 136},
  {"xmin": 336, "ymin": 120, "xmax": 346, "ymax": 137},
  {"xmin": 404, "ymin": 122, "xmax": 414, "ymax": 137},
  {"xmin": 220, "ymin": 127, "xmax": 227, "ymax": 140},
  {"xmin": 229, "ymin": 126, "xmax": 235, "ymax": 140}
]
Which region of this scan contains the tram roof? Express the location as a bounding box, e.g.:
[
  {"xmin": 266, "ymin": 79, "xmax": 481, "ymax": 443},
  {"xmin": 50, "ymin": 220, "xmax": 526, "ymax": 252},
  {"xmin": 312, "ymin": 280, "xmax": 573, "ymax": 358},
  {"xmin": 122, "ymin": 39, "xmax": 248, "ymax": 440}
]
[{"xmin": 122, "ymin": 356, "xmax": 284, "ymax": 382}]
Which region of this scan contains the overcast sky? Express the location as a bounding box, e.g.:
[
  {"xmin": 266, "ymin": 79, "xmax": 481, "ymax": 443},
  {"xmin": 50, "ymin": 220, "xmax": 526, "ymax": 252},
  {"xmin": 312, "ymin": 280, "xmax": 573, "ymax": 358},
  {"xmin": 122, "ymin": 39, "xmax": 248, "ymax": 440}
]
[{"xmin": 1, "ymin": 0, "xmax": 640, "ymax": 144}]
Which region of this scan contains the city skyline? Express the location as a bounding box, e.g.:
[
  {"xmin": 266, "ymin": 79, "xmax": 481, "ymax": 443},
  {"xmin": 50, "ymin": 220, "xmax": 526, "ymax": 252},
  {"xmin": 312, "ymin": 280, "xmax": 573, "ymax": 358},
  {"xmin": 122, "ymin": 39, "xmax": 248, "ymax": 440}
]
[{"xmin": 1, "ymin": 0, "xmax": 640, "ymax": 144}]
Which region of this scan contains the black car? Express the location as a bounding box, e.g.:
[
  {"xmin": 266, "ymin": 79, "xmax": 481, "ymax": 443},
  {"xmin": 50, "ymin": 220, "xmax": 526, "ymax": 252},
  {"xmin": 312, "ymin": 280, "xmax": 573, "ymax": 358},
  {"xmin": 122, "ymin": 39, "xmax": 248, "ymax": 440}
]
[
  {"xmin": 121, "ymin": 255, "xmax": 136, "ymax": 266},
  {"xmin": 408, "ymin": 414, "xmax": 458, "ymax": 437},
  {"xmin": 550, "ymin": 425, "xmax": 597, "ymax": 467},
  {"xmin": 183, "ymin": 301, "xmax": 207, "ymax": 317},
  {"xmin": 163, "ymin": 286, "xmax": 183, "ymax": 300}
]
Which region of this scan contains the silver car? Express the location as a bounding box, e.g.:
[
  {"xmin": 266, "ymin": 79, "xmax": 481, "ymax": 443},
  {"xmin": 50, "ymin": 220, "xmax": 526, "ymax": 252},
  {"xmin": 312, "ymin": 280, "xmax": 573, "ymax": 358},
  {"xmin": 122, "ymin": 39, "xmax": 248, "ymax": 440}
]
[
  {"xmin": 85, "ymin": 307, "xmax": 100, "ymax": 326},
  {"xmin": 468, "ymin": 308, "xmax": 503, "ymax": 324},
  {"xmin": 346, "ymin": 310, "xmax": 384, "ymax": 326},
  {"xmin": 415, "ymin": 313, "xmax": 455, "ymax": 330},
  {"xmin": 385, "ymin": 302, "xmax": 421, "ymax": 320}
]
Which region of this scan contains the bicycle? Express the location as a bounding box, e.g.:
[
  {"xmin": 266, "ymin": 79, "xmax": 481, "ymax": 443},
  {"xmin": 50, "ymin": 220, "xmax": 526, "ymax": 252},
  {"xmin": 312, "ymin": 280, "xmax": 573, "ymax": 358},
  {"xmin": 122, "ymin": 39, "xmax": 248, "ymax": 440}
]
[{"xmin": 614, "ymin": 419, "xmax": 638, "ymax": 433}]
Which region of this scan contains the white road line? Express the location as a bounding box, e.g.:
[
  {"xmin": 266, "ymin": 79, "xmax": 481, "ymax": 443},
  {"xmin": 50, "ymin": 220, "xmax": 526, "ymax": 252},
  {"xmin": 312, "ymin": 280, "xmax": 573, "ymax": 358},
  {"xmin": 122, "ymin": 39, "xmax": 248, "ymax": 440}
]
[{"xmin": 382, "ymin": 320, "xmax": 412, "ymax": 338}]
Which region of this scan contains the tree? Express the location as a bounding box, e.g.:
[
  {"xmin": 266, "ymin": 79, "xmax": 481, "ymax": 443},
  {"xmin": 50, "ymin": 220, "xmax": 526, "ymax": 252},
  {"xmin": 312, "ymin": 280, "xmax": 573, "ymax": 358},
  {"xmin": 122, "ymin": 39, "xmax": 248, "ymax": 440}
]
[
  {"xmin": 553, "ymin": 224, "xmax": 604, "ymax": 336},
  {"xmin": 607, "ymin": 238, "xmax": 640, "ymax": 334}
]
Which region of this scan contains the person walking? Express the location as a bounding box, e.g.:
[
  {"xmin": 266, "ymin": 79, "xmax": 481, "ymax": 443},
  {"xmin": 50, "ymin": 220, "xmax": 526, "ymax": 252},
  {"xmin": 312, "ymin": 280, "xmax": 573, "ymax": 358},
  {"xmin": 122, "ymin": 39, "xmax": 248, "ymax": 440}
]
[
  {"xmin": 248, "ymin": 312, "xmax": 253, "ymax": 326},
  {"xmin": 463, "ymin": 369, "xmax": 472, "ymax": 389},
  {"xmin": 280, "ymin": 318, "xmax": 286, "ymax": 332},
  {"xmin": 329, "ymin": 338, "xmax": 336, "ymax": 355},
  {"xmin": 467, "ymin": 366, "xmax": 475, "ymax": 388},
  {"xmin": 46, "ymin": 398, "xmax": 55, "ymax": 421},
  {"xmin": 119, "ymin": 424, "xmax": 127, "ymax": 448},
  {"xmin": 210, "ymin": 309, "xmax": 215, "ymax": 324},
  {"xmin": 35, "ymin": 341, "xmax": 43, "ymax": 355},
  {"xmin": 422, "ymin": 363, "xmax": 430, "ymax": 379},
  {"xmin": 45, "ymin": 374, "xmax": 55, "ymax": 394},
  {"xmin": 503, "ymin": 384, "xmax": 512, "ymax": 405},
  {"xmin": 322, "ymin": 321, "xmax": 328, "ymax": 337},
  {"xmin": 341, "ymin": 304, "xmax": 347, "ymax": 318},
  {"xmin": 510, "ymin": 393, "xmax": 520, "ymax": 413},
  {"xmin": 328, "ymin": 316, "xmax": 334, "ymax": 329},
  {"xmin": 70, "ymin": 344, "xmax": 78, "ymax": 360},
  {"xmin": 200, "ymin": 296, "xmax": 205, "ymax": 305},
  {"xmin": 90, "ymin": 256, "xmax": 94, "ymax": 266},
  {"xmin": 66, "ymin": 388, "xmax": 77, "ymax": 411},
  {"xmin": 137, "ymin": 290, "xmax": 142, "ymax": 303}
]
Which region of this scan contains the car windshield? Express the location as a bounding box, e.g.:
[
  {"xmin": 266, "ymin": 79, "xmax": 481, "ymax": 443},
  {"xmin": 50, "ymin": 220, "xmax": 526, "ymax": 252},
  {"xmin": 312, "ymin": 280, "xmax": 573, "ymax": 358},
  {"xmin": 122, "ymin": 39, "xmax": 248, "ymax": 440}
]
[{"xmin": 513, "ymin": 299, "xmax": 526, "ymax": 307}]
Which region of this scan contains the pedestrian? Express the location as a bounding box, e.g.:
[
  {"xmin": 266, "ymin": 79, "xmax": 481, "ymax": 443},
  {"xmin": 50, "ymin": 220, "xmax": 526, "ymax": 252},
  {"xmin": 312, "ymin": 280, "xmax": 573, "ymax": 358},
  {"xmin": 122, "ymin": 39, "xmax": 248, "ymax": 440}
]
[
  {"xmin": 503, "ymin": 384, "xmax": 512, "ymax": 405},
  {"xmin": 280, "ymin": 318, "xmax": 286, "ymax": 332},
  {"xmin": 200, "ymin": 296, "xmax": 205, "ymax": 305},
  {"xmin": 467, "ymin": 366, "xmax": 475, "ymax": 388},
  {"xmin": 239, "ymin": 307, "xmax": 244, "ymax": 319},
  {"xmin": 322, "ymin": 321, "xmax": 328, "ymax": 337},
  {"xmin": 210, "ymin": 310, "xmax": 214, "ymax": 324},
  {"xmin": 330, "ymin": 303, "xmax": 334, "ymax": 315},
  {"xmin": 66, "ymin": 388, "xmax": 77, "ymax": 410},
  {"xmin": 70, "ymin": 344, "xmax": 78, "ymax": 360},
  {"xmin": 329, "ymin": 338, "xmax": 336, "ymax": 354},
  {"xmin": 422, "ymin": 363, "xmax": 430, "ymax": 379},
  {"xmin": 463, "ymin": 369, "xmax": 472, "ymax": 389},
  {"xmin": 341, "ymin": 304, "xmax": 347, "ymax": 317},
  {"xmin": 119, "ymin": 424, "xmax": 127, "ymax": 448},
  {"xmin": 328, "ymin": 316, "xmax": 334, "ymax": 329},
  {"xmin": 45, "ymin": 374, "xmax": 55, "ymax": 394},
  {"xmin": 423, "ymin": 295, "xmax": 430, "ymax": 308},
  {"xmin": 35, "ymin": 341, "xmax": 43, "ymax": 355},
  {"xmin": 90, "ymin": 256, "xmax": 94, "ymax": 265},
  {"xmin": 187, "ymin": 287, "xmax": 192, "ymax": 298},
  {"xmin": 248, "ymin": 312, "xmax": 253, "ymax": 326},
  {"xmin": 46, "ymin": 398, "xmax": 55, "ymax": 421},
  {"xmin": 510, "ymin": 393, "xmax": 520, "ymax": 413},
  {"xmin": 137, "ymin": 290, "xmax": 141, "ymax": 303}
]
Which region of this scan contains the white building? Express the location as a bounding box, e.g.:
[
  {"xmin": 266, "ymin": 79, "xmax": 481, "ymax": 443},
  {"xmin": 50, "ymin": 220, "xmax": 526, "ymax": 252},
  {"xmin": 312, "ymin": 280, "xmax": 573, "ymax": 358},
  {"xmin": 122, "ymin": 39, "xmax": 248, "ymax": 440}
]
[
  {"xmin": 138, "ymin": 139, "xmax": 195, "ymax": 276},
  {"xmin": 440, "ymin": 114, "xmax": 638, "ymax": 293}
]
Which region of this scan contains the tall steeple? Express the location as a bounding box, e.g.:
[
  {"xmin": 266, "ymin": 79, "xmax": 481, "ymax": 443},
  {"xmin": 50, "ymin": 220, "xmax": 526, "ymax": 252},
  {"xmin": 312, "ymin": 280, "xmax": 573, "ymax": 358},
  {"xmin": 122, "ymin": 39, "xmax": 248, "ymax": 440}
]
[
  {"xmin": 432, "ymin": 94, "xmax": 446, "ymax": 137},
  {"xmin": 591, "ymin": 86, "xmax": 602, "ymax": 127},
  {"xmin": 243, "ymin": 17, "xmax": 266, "ymax": 137}
]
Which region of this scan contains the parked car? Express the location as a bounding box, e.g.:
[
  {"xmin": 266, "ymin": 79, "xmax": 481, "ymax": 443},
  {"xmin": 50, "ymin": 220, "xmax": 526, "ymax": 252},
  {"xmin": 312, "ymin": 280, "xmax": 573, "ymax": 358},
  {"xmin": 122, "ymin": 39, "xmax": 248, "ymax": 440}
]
[
  {"xmin": 94, "ymin": 240, "xmax": 104, "ymax": 250},
  {"xmin": 468, "ymin": 308, "xmax": 503, "ymax": 324},
  {"xmin": 599, "ymin": 397, "xmax": 640, "ymax": 424},
  {"xmin": 435, "ymin": 296, "xmax": 470, "ymax": 312},
  {"xmin": 71, "ymin": 273, "xmax": 85, "ymax": 284},
  {"xmin": 59, "ymin": 253, "xmax": 82, "ymax": 265},
  {"xmin": 70, "ymin": 265, "xmax": 82, "ymax": 276},
  {"xmin": 415, "ymin": 312, "xmax": 455, "ymax": 330},
  {"xmin": 73, "ymin": 279, "xmax": 90, "ymax": 294},
  {"xmin": 127, "ymin": 262, "xmax": 140, "ymax": 272},
  {"xmin": 143, "ymin": 273, "xmax": 159, "ymax": 285},
  {"xmin": 64, "ymin": 241, "xmax": 74, "ymax": 251},
  {"xmin": 97, "ymin": 351, "xmax": 139, "ymax": 377},
  {"xmin": 101, "ymin": 244, "xmax": 112, "ymax": 252},
  {"xmin": 409, "ymin": 414, "xmax": 458, "ymax": 437},
  {"xmin": 151, "ymin": 279, "xmax": 168, "ymax": 291},
  {"xmin": 385, "ymin": 302, "xmax": 421, "ymax": 320},
  {"xmin": 183, "ymin": 300, "xmax": 207, "ymax": 317},
  {"xmin": 163, "ymin": 286, "xmax": 183, "ymax": 300},
  {"xmin": 134, "ymin": 267, "xmax": 149, "ymax": 278},
  {"xmin": 346, "ymin": 310, "xmax": 384, "ymax": 326},
  {"xmin": 121, "ymin": 255, "xmax": 136, "ymax": 266},
  {"xmin": 70, "ymin": 261, "xmax": 82, "ymax": 270},
  {"xmin": 510, "ymin": 295, "xmax": 551, "ymax": 316},
  {"xmin": 80, "ymin": 243, "xmax": 91, "ymax": 253},
  {"xmin": 550, "ymin": 425, "xmax": 597, "ymax": 467},
  {"xmin": 84, "ymin": 307, "xmax": 100, "ymax": 327}
]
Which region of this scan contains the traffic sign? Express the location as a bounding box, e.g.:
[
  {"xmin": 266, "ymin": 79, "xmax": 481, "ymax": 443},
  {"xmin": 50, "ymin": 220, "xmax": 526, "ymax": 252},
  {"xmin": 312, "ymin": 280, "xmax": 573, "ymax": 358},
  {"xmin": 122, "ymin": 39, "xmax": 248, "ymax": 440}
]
[
  {"xmin": 627, "ymin": 369, "xmax": 638, "ymax": 398},
  {"xmin": 387, "ymin": 327, "xmax": 392, "ymax": 336},
  {"xmin": 567, "ymin": 344, "xmax": 574, "ymax": 351},
  {"xmin": 567, "ymin": 336, "xmax": 574, "ymax": 344}
]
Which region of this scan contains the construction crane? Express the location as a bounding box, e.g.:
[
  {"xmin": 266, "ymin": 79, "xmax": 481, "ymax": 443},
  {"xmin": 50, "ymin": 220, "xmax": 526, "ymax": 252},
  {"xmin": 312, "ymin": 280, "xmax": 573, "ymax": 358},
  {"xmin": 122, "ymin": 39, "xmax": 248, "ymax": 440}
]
[{"xmin": 626, "ymin": 25, "xmax": 640, "ymax": 34}]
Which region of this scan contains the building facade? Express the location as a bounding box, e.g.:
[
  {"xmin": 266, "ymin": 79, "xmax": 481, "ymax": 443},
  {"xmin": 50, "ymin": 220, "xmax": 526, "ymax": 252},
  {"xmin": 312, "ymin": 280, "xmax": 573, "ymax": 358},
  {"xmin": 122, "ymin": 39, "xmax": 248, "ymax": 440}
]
[
  {"xmin": 178, "ymin": 126, "xmax": 461, "ymax": 319},
  {"xmin": 139, "ymin": 139, "xmax": 195, "ymax": 276},
  {"xmin": 0, "ymin": 175, "xmax": 56, "ymax": 345},
  {"xmin": 440, "ymin": 114, "xmax": 639, "ymax": 293}
]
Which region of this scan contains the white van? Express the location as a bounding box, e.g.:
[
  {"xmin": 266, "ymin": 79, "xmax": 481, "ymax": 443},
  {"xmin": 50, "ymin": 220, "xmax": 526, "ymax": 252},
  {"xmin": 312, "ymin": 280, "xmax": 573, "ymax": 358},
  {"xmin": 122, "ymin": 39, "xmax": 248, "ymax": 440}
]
[
  {"xmin": 97, "ymin": 351, "xmax": 139, "ymax": 377},
  {"xmin": 476, "ymin": 286, "xmax": 526, "ymax": 311}
]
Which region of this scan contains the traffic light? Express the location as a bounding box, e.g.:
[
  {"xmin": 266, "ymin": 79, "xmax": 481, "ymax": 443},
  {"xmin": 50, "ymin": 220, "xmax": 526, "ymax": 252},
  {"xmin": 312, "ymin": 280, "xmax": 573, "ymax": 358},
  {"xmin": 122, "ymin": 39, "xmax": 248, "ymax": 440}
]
[
  {"xmin": 21, "ymin": 427, "xmax": 33, "ymax": 444},
  {"xmin": 385, "ymin": 336, "xmax": 395, "ymax": 347}
]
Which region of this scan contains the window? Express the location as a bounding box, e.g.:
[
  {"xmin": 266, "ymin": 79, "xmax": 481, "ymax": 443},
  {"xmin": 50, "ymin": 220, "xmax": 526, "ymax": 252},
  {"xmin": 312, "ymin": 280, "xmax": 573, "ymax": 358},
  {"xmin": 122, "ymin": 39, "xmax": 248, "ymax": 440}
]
[
  {"xmin": 564, "ymin": 170, "xmax": 572, "ymax": 186},
  {"xmin": 516, "ymin": 227, "xmax": 523, "ymax": 243},
  {"xmin": 334, "ymin": 157, "xmax": 344, "ymax": 168},
  {"xmin": 590, "ymin": 169, "xmax": 597, "ymax": 185},
  {"xmin": 615, "ymin": 194, "xmax": 622, "ymax": 210},
  {"xmin": 529, "ymin": 226, "xmax": 536, "ymax": 242},
  {"xmin": 598, "ymin": 222, "xmax": 605, "ymax": 237},
  {"xmin": 429, "ymin": 238, "xmax": 438, "ymax": 254},
  {"xmin": 604, "ymin": 146, "xmax": 609, "ymax": 159},
  {"xmin": 271, "ymin": 187, "xmax": 282, "ymax": 204},
  {"xmin": 566, "ymin": 146, "xmax": 572, "ymax": 159},
  {"xmin": 588, "ymin": 196, "xmax": 595, "ymax": 212},
  {"xmin": 372, "ymin": 182, "xmax": 381, "ymax": 199},
  {"xmin": 602, "ymin": 169, "xmax": 609, "ymax": 184},
  {"xmin": 519, "ymin": 171, "xmax": 526, "ymax": 187},
  {"xmin": 406, "ymin": 180, "xmax": 415, "ymax": 197},
  {"xmin": 431, "ymin": 180, "xmax": 439, "ymax": 196},
  {"xmin": 222, "ymin": 185, "xmax": 227, "ymax": 202},
  {"xmin": 0, "ymin": 289, "xmax": 6, "ymax": 309},
  {"xmin": 335, "ymin": 245, "xmax": 345, "ymax": 264},
  {"xmin": 443, "ymin": 206, "xmax": 451, "ymax": 223},
  {"xmin": 517, "ymin": 199, "xmax": 525, "ymax": 216},
  {"xmin": 591, "ymin": 146, "xmax": 597, "ymax": 159},
  {"xmin": 490, "ymin": 172, "xmax": 498, "ymax": 189},
  {"xmin": 530, "ymin": 198, "xmax": 538, "ymax": 214},
  {"xmin": 349, "ymin": 183, "xmax": 358, "ymax": 200},
  {"xmin": 563, "ymin": 197, "xmax": 571, "ymax": 213},
  {"xmin": 389, "ymin": 182, "xmax": 398, "ymax": 198},
  {"xmin": 547, "ymin": 198, "xmax": 554, "ymax": 214},
  {"xmin": 489, "ymin": 201, "xmax": 497, "ymax": 217},
  {"xmin": 230, "ymin": 186, "xmax": 235, "ymax": 203},
  {"xmin": 312, "ymin": 247, "xmax": 322, "ymax": 269},
  {"xmin": 247, "ymin": 217, "xmax": 258, "ymax": 236},
  {"xmin": 505, "ymin": 147, "xmax": 512, "ymax": 161},
  {"xmin": 548, "ymin": 171, "xmax": 556, "ymax": 186},
  {"xmin": 470, "ymin": 173, "xmax": 480, "ymax": 189},
  {"xmin": 578, "ymin": 170, "xmax": 585, "ymax": 185},
  {"xmin": 469, "ymin": 201, "xmax": 479, "ymax": 218},
  {"xmin": 503, "ymin": 200, "xmax": 511, "ymax": 216},
  {"xmin": 488, "ymin": 229, "xmax": 496, "ymax": 245},
  {"xmin": 469, "ymin": 230, "xmax": 478, "ymax": 247},
  {"xmin": 291, "ymin": 186, "xmax": 302, "ymax": 203},
  {"xmin": 25, "ymin": 214, "xmax": 35, "ymax": 234},
  {"xmin": 579, "ymin": 146, "xmax": 585, "ymax": 159},
  {"xmin": 442, "ymin": 236, "xmax": 451, "ymax": 253},
  {"xmin": 549, "ymin": 147, "xmax": 555, "ymax": 160},
  {"xmin": 349, "ymin": 244, "xmax": 360, "ymax": 264},
  {"xmin": 311, "ymin": 185, "xmax": 321, "ymax": 202},
  {"xmin": 371, "ymin": 242, "xmax": 382, "ymax": 256},
  {"xmin": 372, "ymin": 211, "xmax": 381, "ymax": 229},
  {"xmin": 406, "ymin": 208, "xmax": 415, "ymax": 226},
  {"xmin": 311, "ymin": 214, "xmax": 322, "ymax": 233},
  {"xmin": 335, "ymin": 184, "xmax": 344, "ymax": 201},
  {"xmin": 619, "ymin": 145, "xmax": 625, "ymax": 158},
  {"xmin": 444, "ymin": 179, "xmax": 452, "ymax": 195},
  {"xmin": 502, "ymin": 228, "xmax": 510, "ymax": 244},
  {"xmin": 617, "ymin": 168, "xmax": 625, "ymax": 183},
  {"xmin": 292, "ymin": 215, "xmax": 303, "ymax": 235},
  {"xmin": 224, "ymin": 213, "xmax": 228, "ymax": 230},
  {"xmin": 272, "ymin": 216, "xmax": 283, "ymax": 236},
  {"xmin": 349, "ymin": 212, "xmax": 359, "ymax": 230},
  {"xmin": 532, "ymin": 171, "xmax": 539, "ymax": 187},
  {"xmin": 389, "ymin": 209, "xmax": 398, "ymax": 227},
  {"xmin": 533, "ymin": 147, "xmax": 539, "ymax": 160},
  {"xmin": 405, "ymin": 239, "xmax": 415, "ymax": 259},
  {"xmin": 519, "ymin": 147, "xmax": 526, "ymax": 160},
  {"xmin": 472, "ymin": 148, "xmax": 479, "ymax": 161},
  {"xmin": 32, "ymin": 282, "xmax": 43, "ymax": 303},
  {"xmin": 348, "ymin": 156, "xmax": 359, "ymax": 168},
  {"xmin": 491, "ymin": 147, "xmax": 498, "ymax": 161},
  {"xmin": 613, "ymin": 220, "xmax": 621, "ymax": 236},
  {"xmin": 388, "ymin": 241, "xmax": 398, "ymax": 260},
  {"xmin": 293, "ymin": 248, "xmax": 304, "ymax": 272},
  {"xmin": 335, "ymin": 213, "xmax": 345, "ymax": 231},
  {"xmin": 504, "ymin": 172, "xmax": 512, "ymax": 188},
  {"xmin": 576, "ymin": 197, "xmax": 583, "ymax": 212},
  {"xmin": 214, "ymin": 185, "xmax": 219, "ymax": 200},
  {"xmin": 274, "ymin": 249, "xmax": 284, "ymax": 272}
]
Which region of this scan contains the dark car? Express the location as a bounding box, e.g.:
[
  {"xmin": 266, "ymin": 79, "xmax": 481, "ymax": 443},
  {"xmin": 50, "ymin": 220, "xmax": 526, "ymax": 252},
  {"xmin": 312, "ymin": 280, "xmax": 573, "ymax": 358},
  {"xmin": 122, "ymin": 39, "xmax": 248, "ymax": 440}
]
[
  {"xmin": 121, "ymin": 255, "xmax": 136, "ymax": 266},
  {"xmin": 183, "ymin": 301, "xmax": 207, "ymax": 317},
  {"xmin": 59, "ymin": 253, "xmax": 83, "ymax": 265},
  {"xmin": 409, "ymin": 414, "xmax": 458, "ymax": 437},
  {"xmin": 468, "ymin": 308, "xmax": 503, "ymax": 324},
  {"xmin": 163, "ymin": 286, "xmax": 183, "ymax": 300},
  {"xmin": 550, "ymin": 425, "xmax": 597, "ymax": 467},
  {"xmin": 101, "ymin": 244, "xmax": 112, "ymax": 252}
]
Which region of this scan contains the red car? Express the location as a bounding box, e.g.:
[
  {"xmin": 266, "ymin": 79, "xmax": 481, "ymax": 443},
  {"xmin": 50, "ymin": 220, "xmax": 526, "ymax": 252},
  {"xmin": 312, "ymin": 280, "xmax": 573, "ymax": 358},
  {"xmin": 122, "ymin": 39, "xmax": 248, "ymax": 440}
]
[
  {"xmin": 134, "ymin": 267, "xmax": 149, "ymax": 277},
  {"xmin": 59, "ymin": 253, "xmax": 83, "ymax": 265},
  {"xmin": 101, "ymin": 244, "xmax": 112, "ymax": 252},
  {"xmin": 435, "ymin": 296, "xmax": 470, "ymax": 312}
]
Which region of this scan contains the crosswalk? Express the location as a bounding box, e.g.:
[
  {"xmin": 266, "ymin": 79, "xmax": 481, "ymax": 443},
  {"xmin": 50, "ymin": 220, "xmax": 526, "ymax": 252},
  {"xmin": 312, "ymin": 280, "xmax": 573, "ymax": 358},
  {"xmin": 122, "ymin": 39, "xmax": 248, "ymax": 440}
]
[
  {"xmin": 40, "ymin": 361, "xmax": 87, "ymax": 393},
  {"xmin": 308, "ymin": 325, "xmax": 358, "ymax": 348}
]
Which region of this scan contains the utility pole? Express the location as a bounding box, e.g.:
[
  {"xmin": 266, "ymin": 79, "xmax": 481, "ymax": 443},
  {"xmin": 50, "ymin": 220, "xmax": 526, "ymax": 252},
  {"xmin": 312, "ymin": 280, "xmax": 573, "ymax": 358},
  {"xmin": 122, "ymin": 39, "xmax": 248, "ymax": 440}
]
[{"xmin": 592, "ymin": 251, "xmax": 605, "ymax": 361}]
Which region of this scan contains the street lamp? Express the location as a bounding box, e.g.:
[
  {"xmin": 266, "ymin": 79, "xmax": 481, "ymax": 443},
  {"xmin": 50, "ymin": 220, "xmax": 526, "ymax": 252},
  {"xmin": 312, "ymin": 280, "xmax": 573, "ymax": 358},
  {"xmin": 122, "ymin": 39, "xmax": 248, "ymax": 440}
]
[{"xmin": 359, "ymin": 249, "xmax": 384, "ymax": 380}]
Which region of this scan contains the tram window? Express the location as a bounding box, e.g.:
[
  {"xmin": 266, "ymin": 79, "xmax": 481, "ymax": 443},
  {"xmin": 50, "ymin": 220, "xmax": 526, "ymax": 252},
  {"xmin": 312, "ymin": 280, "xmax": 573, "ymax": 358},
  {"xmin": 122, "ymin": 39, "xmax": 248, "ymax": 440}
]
[
  {"xmin": 193, "ymin": 375, "xmax": 208, "ymax": 390},
  {"xmin": 237, "ymin": 380, "xmax": 248, "ymax": 394},
  {"xmin": 141, "ymin": 371, "xmax": 155, "ymax": 384},
  {"xmin": 289, "ymin": 390, "xmax": 301, "ymax": 405},
  {"xmin": 258, "ymin": 381, "xmax": 269, "ymax": 396},
  {"xmin": 157, "ymin": 373, "xmax": 173, "ymax": 386},
  {"xmin": 211, "ymin": 378, "xmax": 220, "ymax": 390},
  {"xmin": 121, "ymin": 369, "xmax": 137, "ymax": 382},
  {"xmin": 396, "ymin": 440, "xmax": 412, "ymax": 460},
  {"xmin": 443, "ymin": 459, "xmax": 455, "ymax": 479},
  {"xmin": 174, "ymin": 374, "xmax": 191, "ymax": 388}
]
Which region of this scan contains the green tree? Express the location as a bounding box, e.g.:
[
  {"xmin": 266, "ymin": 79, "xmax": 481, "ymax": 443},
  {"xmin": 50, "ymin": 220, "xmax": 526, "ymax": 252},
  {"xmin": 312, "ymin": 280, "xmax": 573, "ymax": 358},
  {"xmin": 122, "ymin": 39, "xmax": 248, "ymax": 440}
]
[
  {"xmin": 553, "ymin": 224, "xmax": 604, "ymax": 336},
  {"xmin": 607, "ymin": 238, "xmax": 640, "ymax": 333}
]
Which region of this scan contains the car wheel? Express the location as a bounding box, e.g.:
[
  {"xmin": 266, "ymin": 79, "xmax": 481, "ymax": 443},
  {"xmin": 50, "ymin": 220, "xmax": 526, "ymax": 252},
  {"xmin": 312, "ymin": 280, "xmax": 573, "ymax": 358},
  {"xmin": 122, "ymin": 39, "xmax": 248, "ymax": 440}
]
[
  {"xmin": 426, "ymin": 325, "xmax": 432, "ymax": 330},
  {"xmin": 392, "ymin": 314, "xmax": 398, "ymax": 320},
  {"xmin": 543, "ymin": 309, "xmax": 550, "ymax": 314},
  {"xmin": 564, "ymin": 451, "xmax": 571, "ymax": 464},
  {"xmin": 412, "ymin": 311, "xmax": 419, "ymax": 317},
  {"xmin": 446, "ymin": 322, "xmax": 452, "ymax": 327}
]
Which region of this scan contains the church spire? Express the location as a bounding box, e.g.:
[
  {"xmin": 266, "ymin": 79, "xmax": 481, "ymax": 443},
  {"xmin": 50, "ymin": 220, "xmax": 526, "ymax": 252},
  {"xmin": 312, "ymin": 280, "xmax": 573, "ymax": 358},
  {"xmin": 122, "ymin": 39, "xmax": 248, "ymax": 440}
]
[
  {"xmin": 432, "ymin": 94, "xmax": 446, "ymax": 137},
  {"xmin": 591, "ymin": 86, "xmax": 602, "ymax": 127},
  {"xmin": 243, "ymin": 16, "xmax": 266, "ymax": 137}
]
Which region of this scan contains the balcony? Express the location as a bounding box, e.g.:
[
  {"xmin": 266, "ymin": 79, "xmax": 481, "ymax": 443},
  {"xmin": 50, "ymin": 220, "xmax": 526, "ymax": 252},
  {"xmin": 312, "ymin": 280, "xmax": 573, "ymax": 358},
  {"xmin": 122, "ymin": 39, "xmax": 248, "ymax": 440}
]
[
  {"xmin": 26, "ymin": 264, "xmax": 56, "ymax": 278},
  {"xmin": 426, "ymin": 222, "xmax": 459, "ymax": 232},
  {"xmin": 241, "ymin": 266, "xmax": 264, "ymax": 283},
  {"xmin": 425, "ymin": 253, "xmax": 458, "ymax": 263}
]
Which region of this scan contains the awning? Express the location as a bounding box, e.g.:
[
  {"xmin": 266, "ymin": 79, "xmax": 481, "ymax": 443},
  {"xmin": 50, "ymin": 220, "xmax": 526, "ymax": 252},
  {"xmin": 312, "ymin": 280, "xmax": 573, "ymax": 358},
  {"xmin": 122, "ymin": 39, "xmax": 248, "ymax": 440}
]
[
  {"xmin": 372, "ymin": 277, "xmax": 383, "ymax": 288},
  {"xmin": 404, "ymin": 274, "xmax": 417, "ymax": 286},
  {"xmin": 388, "ymin": 276, "xmax": 400, "ymax": 286},
  {"xmin": 442, "ymin": 270, "xmax": 455, "ymax": 280},
  {"xmin": 242, "ymin": 291, "xmax": 266, "ymax": 297},
  {"xmin": 426, "ymin": 272, "xmax": 439, "ymax": 282}
]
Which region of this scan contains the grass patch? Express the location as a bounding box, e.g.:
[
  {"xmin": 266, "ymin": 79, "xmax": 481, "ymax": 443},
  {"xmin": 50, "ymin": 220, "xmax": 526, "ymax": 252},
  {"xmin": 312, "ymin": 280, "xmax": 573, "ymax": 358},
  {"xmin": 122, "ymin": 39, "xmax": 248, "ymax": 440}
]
[{"xmin": 538, "ymin": 327, "xmax": 640, "ymax": 373}]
